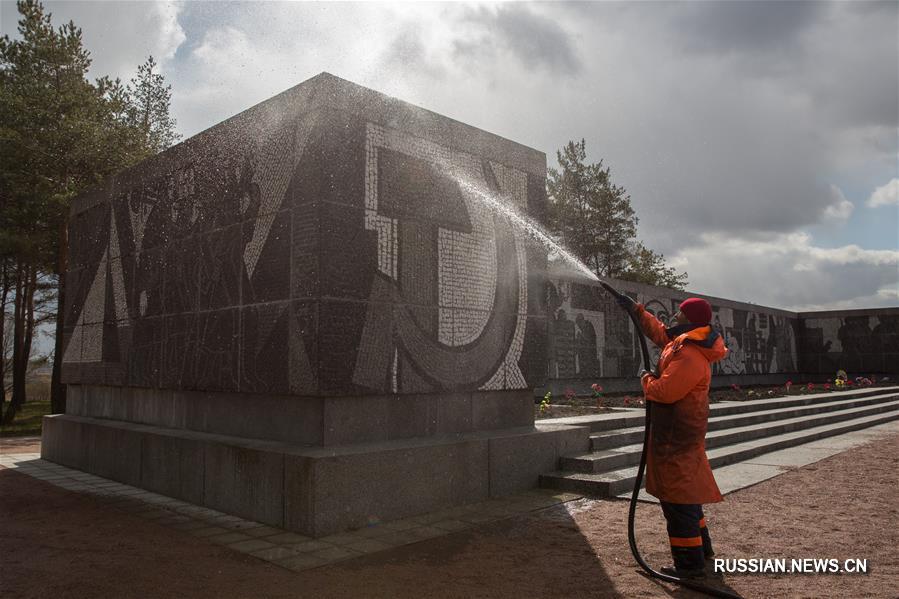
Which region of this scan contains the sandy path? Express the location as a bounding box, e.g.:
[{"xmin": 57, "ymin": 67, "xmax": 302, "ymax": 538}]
[{"xmin": 2, "ymin": 433, "xmax": 896, "ymax": 598}]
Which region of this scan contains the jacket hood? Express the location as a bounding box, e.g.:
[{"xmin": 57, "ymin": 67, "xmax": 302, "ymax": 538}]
[{"xmin": 674, "ymin": 326, "xmax": 728, "ymax": 364}]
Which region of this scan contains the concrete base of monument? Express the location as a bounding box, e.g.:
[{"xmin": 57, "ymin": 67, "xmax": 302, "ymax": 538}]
[
  {"xmin": 41, "ymin": 412, "xmax": 591, "ymax": 537},
  {"xmin": 63, "ymin": 386, "xmax": 538, "ymax": 446}
]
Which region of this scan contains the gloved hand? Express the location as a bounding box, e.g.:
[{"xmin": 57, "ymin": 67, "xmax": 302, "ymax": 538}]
[{"xmin": 639, "ymin": 370, "xmax": 656, "ymax": 396}]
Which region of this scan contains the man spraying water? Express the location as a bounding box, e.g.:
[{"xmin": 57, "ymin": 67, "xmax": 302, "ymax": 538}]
[{"xmin": 618, "ymin": 295, "xmax": 728, "ymax": 579}]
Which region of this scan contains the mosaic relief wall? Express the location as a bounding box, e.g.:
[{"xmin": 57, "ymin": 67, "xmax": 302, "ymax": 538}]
[
  {"xmin": 798, "ymin": 312, "xmax": 899, "ymax": 375},
  {"xmin": 545, "ymin": 280, "xmax": 801, "ymax": 379},
  {"xmin": 352, "ymin": 123, "xmax": 544, "ymax": 393},
  {"xmin": 62, "ymin": 107, "xmax": 322, "ymax": 395},
  {"xmin": 61, "ymin": 85, "xmax": 549, "ymax": 397},
  {"xmin": 63, "ymin": 76, "xmax": 890, "ymax": 401}
]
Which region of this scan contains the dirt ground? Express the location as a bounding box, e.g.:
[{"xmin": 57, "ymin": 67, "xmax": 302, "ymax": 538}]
[
  {"xmin": 2, "ymin": 433, "xmax": 897, "ymax": 599},
  {"xmin": 0, "ymin": 435, "xmax": 41, "ymax": 453}
]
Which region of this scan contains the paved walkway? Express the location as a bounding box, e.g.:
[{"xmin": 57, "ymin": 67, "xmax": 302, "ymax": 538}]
[
  {"xmin": 3, "ymin": 418, "xmax": 895, "ymax": 573},
  {"xmin": 621, "ymin": 418, "xmax": 899, "ymax": 501},
  {"xmin": 0, "ymin": 452, "xmax": 579, "ymax": 572}
]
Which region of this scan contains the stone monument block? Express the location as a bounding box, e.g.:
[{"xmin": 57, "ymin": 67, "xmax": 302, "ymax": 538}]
[
  {"xmin": 61, "ymin": 73, "xmax": 547, "ymax": 412},
  {"xmin": 44, "ymin": 73, "xmax": 578, "ymax": 536}
]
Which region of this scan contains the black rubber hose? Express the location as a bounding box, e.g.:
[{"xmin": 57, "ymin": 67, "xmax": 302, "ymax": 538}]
[{"xmin": 599, "ymin": 281, "xmax": 742, "ymax": 599}]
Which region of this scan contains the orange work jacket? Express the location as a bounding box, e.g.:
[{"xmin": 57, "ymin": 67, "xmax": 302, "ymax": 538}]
[{"xmin": 636, "ymin": 304, "xmax": 727, "ymax": 504}]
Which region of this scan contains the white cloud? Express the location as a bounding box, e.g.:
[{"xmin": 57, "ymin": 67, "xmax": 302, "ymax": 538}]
[
  {"xmin": 171, "ymin": 24, "xmax": 309, "ymax": 137},
  {"xmin": 791, "ymin": 285, "xmax": 899, "ymax": 312},
  {"xmin": 673, "ymin": 232, "xmax": 899, "ymax": 311},
  {"xmin": 822, "ymin": 185, "xmax": 854, "ymax": 221},
  {"xmin": 152, "ymin": 1, "xmax": 186, "ymax": 61},
  {"xmin": 867, "ymin": 177, "xmax": 899, "ymax": 207},
  {"xmin": 168, "ymin": 4, "xmax": 416, "ymax": 138},
  {"xmin": 3, "ymin": 1, "xmax": 896, "ymax": 311},
  {"xmin": 1, "ymin": 1, "xmax": 186, "ymax": 85}
]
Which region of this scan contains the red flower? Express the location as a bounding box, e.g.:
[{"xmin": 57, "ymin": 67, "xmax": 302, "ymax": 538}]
[
  {"xmin": 807, "ymin": 383, "xmax": 815, "ymax": 390},
  {"xmin": 824, "ymin": 383, "xmax": 831, "ymax": 390},
  {"xmin": 591, "ymin": 383, "xmax": 603, "ymax": 392},
  {"xmin": 564, "ymin": 388, "xmax": 576, "ymax": 400}
]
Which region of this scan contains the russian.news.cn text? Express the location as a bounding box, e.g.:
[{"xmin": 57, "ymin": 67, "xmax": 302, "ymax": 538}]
[{"xmin": 713, "ymin": 558, "xmax": 868, "ymax": 575}]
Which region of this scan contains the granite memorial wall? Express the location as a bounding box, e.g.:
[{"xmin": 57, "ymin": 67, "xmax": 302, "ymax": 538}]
[
  {"xmin": 61, "ymin": 77, "xmax": 548, "ymax": 401},
  {"xmin": 545, "ymin": 278, "xmax": 800, "ymax": 383},
  {"xmin": 797, "ymin": 309, "xmax": 899, "ymax": 375},
  {"xmin": 44, "ymin": 74, "xmax": 586, "ymax": 536},
  {"xmin": 43, "ymin": 73, "xmax": 897, "ymax": 536},
  {"xmin": 543, "ymin": 276, "xmax": 897, "ymax": 395}
]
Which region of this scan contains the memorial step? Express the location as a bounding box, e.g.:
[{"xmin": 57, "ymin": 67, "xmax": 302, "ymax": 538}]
[
  {"xmin": 561, "ymin": 394, "xmax": 899, "ymax": 474},
  {"xmin": 588, "ymin": 391, "xmax": 899, "ymax": 450},
  {"xmin": 540, "ymin": 390, "xmax": 899, "ymax": 497},
  {"xmin": 546, "ymin": 386, "xmax": 898, "ymax": 434}
]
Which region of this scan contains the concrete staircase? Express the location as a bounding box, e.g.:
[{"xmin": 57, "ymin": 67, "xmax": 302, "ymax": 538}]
[{"xmin": 539, "ymin": 386, "xmax": 899, "ymax": 497}]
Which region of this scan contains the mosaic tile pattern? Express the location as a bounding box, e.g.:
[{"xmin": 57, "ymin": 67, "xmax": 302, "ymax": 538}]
[
  {"xmin": 546, "ymin": 279, "xmax": 806, "ymax": 379},
  {"xmin": 62, "ymin": 77, "xmax": 549, "ymax": 397},
  {"xmin": 354, "ymin": 123, "xmax": 534, "ymax": 393}
]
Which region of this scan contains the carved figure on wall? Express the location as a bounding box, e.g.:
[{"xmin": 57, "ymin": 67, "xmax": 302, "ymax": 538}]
[
  {"xmin": 770, "ymin": 316, "xmax": 797, "ymax": 372},
  {"xmin": 838, "ymin": 316, "xmax": 872, "ymax": 355},
  {"xmin": 640, "ymin": 298, "xmax": 677, "ymax": 375},
  {"xmin": 744, "ymin": 314, "xmax": 765, "ymax": 374},
  {"xmin": 552, "ymin": 308, "xmax": 577, "ymax": 378},
  {"xmin": 575, "ymin": 313, "xmax": 600, "ymax": 377},
  {"xmin": 63, "ymin": 113, "xmax": 321, "ymax": 392},
  {"xmin": 835, "ymin": 316, "xmax": 873, "ymax": 372},
  {"xmin": 871, "ymin": 315, "xmax": 899, "ymax": 352},
  {"xmin": 719, "ymin": 335, "xmax": 747, "ymax": 374}
]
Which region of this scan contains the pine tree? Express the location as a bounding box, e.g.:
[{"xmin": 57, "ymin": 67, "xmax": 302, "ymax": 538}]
[
  {"xmin": 1, "ymin": 0, "xmax": 99, "ymax": 418},
  {"xmin": 623, "ymin": 242, "xmax": 688, "ymax": 290},
  {"xmin": 548, "ymin": 140, "xmax": 636, "ymax": 278},
  {"xmin": 0, "ymin": 0, "xmax": 179, "ymax": 418},
  {"xmin": 547, "ymin": 139, "xmax": 687, "ymax": 290},
  {"xmin": 126, "ymin": 55, "xmax": 180, "ymax": 155}
]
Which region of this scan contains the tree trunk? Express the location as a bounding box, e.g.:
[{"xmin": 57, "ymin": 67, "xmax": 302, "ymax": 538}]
[
  {"xmin": 50, "ymin": 219, "xmax": 68, "ymax": 414},
  {"xmin": 4, "ymin": 263, "xmax": 26, "ymax": 425},
  {"xmin": 23, "ymin": 266, "xmax": 36, "ymax": 401},
  {"xmin": 0, "ymin": 260, "xmax": 9, "ymax": 421},
  {"xmin": 50, "ymin": 60, "xmax": 69, "ymax": 415},
  {"xmin": 4, "ymin": 263, "xmax": 37, "ymax": 424}
]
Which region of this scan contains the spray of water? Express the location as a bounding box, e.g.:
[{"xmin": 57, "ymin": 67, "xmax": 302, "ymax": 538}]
[{"xmin": 436, "ymin": 162, "xmax": 599, "ymax": 282}]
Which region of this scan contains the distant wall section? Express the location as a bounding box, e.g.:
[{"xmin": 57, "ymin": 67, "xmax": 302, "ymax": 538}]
[
  {"xmin": 543, "ymin": 277, "xmax": 897, "ymax": 393},
  {"xmin": 797, "ymin": 309, "xmax": 899, "ymax": 375}
]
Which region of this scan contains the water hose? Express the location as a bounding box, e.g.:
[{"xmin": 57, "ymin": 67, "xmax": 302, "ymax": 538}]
[{"xmin": 599, "ymin": 281, "xmax": 742, "ymax": 599}]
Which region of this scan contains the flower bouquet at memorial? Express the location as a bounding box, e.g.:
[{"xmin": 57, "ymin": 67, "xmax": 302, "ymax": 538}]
[{"xmin": 591, "ymin": 383, "xmax": 604, "ymax": 409}]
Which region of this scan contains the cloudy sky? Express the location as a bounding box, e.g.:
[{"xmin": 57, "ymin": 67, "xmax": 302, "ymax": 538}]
[{"xmin": 3, "ymin": 0, "xmax": 897, "ymax": 312}]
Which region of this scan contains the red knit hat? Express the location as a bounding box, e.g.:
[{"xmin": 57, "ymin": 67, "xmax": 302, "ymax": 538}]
[{"xmin": 679, "ymin": 298, "xmax": 712, "ymax": 325}]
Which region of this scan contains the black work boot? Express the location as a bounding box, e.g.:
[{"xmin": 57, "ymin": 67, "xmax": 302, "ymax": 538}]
[{"xmin": 701, "ymin": 526, "xmax": 714, "ymax": 558}]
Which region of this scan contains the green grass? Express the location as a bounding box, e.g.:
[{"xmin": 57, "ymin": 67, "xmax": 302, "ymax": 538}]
[{"xmin": 1, "ymin": 400, "xmax": 50, "ymax": 437}]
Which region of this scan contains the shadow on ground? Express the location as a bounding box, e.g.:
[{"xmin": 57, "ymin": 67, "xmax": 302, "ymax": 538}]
[
  {"xmin": 1, "ymin": 466, "xmax": 625, "ymax": 598},
  {"xmin": 5, "ymin": 427, "xmax": 898, "ymax": 599}
]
